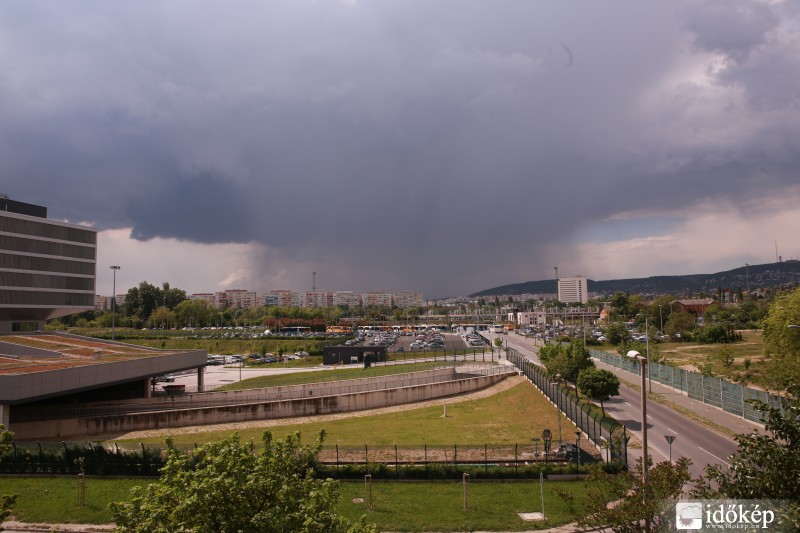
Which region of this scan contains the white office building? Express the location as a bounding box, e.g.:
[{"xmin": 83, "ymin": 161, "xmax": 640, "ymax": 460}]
[{"xmin": 558, "ymin": 276, "xmax": 588, "ymax": 304}]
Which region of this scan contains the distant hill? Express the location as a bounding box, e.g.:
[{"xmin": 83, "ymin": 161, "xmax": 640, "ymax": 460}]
[{"xmin": 469, "ymin": 261, "xmax": 800, "ymax": 298}]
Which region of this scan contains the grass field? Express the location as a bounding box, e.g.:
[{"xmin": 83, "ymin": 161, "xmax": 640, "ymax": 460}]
[
  {"xmin": 336, "ymin": 479, "xmax": 590, "ymax": 531},
  {"xmin": 0, "ymin": 476, "xmax": 591, "ymax": 531},
  {"xmin": 108, "ymin": 377, "xmax": 580, "ymax": 451},
  {"xmin": 0, "ymin": 477, "xmax": 141, "ymax": 524},
  {"xmin": 216, "ymin": 360, "xmax": 456, "ymax": 390},
  {"xmin": 654, "ymin": 329, "xmax": 769, "ymax": 386}
]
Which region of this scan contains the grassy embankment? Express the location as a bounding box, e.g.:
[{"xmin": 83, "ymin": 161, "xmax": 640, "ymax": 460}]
[
  {"xmin": 5, "ymin": 379, "xmax": 595, "ymax": 530},
  {"xmin": 109, "ymin": 376, "xmax": 577, "ymax": 448}
]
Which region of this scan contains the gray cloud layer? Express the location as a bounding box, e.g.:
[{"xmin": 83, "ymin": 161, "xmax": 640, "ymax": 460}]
[{"xmin": 2, "ymin": 0, "xmax": 798, "ymax": 297}]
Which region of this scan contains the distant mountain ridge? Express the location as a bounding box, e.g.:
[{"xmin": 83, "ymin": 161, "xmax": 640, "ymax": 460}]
[{"xmin": 469, "ymin": 261, "xmax": 800, "ymax": 298}]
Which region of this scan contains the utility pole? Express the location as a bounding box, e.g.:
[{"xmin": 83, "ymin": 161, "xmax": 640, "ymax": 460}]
[{"xmin": 745, "ymin": 263, "xmax": 750, "ymax": 297}]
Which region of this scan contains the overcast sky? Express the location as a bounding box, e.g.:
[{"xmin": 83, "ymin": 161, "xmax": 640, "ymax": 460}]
[{"xmin": 3, "ymin": 1, "xmax": 799, "ymax": 299}]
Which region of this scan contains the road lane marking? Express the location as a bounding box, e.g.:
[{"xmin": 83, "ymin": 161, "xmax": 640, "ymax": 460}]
[
  {"xmin": 698, "ymin": 447, "xmax": 730, "ymax": 467},
  {"xmin": 666, "ymin": 427, "xmax": 677, "ymax": 434}
]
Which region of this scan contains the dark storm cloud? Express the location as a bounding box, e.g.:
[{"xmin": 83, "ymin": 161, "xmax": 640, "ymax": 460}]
[{"xmin": 1, "ymin": 0, "xmax": 799, "ymax": 297}]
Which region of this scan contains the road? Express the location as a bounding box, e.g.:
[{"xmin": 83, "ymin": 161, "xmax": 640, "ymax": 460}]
[{"xmin": 490, "ymin": 332, "xmax": 740, "ymax": 477}]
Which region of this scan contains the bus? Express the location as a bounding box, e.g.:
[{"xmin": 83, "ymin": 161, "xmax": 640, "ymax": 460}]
[
  {"xmin": 326, "ymin": 325, "xmax": 354, "ymax": 334},
  {"xmin": 490, "ymin": 324, "xmax": 504, "ymax": 334}
]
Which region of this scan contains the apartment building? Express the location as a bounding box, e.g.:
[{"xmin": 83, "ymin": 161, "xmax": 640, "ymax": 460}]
[
  {"xmin": 217, "ymin": 289, "xmax": 258, "ymax": 309},
  {"xmin": 333, "ymin": 291, "xmax": 362, "ymax": 307},
  {"xmin": 392, "ymin": 291, "xmax": 423, "ymax": 308},
  {"xmin": 362, "ymin": 292, "xmax": 392, "ymax": 307},
  {"xmin": 301, "ymin": 291, "xmax": 333, "ymax": 308}
]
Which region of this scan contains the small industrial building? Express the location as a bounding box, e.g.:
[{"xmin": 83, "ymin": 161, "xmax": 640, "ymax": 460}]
[{"xmin": 322, "ymin": 345, "xmax": 387, "ymax": 365}]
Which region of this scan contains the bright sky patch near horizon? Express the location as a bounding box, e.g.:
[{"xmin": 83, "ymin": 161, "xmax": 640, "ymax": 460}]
[{"xmin": 3, "ymin": 1, "xmax": 798, "ymax": 299}]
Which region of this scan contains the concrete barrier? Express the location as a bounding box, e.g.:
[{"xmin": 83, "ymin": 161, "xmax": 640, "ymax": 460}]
[{"xmin": 13, "ymin": 371, "xmax": 511, "ymax": 439}]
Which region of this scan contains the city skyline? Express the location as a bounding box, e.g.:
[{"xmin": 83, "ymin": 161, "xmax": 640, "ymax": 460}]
[{"xmin": 3, "ymin": 1, "xmax": 799, "ymax": 298}]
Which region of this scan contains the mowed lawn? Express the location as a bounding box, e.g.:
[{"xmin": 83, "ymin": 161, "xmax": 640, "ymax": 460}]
[
  {"xmin": 110, "ymin": 377, "xmax": 573, "ymax": 449},
  {"xmin": 0, "ymin": 476, "xmax": 591, "ymax": 531}
]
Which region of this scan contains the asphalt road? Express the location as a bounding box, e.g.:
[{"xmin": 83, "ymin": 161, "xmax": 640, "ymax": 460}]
[{"xmin": 490, "ymin": 332, "xmax": 739, "ymax": 477}]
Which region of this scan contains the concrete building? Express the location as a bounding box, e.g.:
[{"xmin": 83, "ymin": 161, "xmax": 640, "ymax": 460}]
[
  {"xmin": 557, "ymin": 276, "xmax": 588, "ymax": 304},
  {"xmin": 189, "ymin": 293, "xmax": 216, "ymax": 305},
  {"xmin": 0, "ymin": 198, "xmax": 207, "ymax": 434},
  {"xmin": 333, "ymin": 291, "xmax": 362, "ymax": 307},
  {"xmin": 301, "ymin": 291, "xmax": 333, "ymax": 308},
  {"xmin": 263, "ymin": 290, "xmax": 299, "ymax": 307},
  {"xmin": 362, "ymin": 292, "xmax": 392, "ymax": 307},
  {"xmin": 217, "ymin": 289, "xmax": 258, "ymax": 309},
  {"xmin": 393, "ymin": 291, "xmax": 423, "ymax": 308},
  {"xmin": 0, "ymin": 197, "xmax": 96, "ymax": 332}
]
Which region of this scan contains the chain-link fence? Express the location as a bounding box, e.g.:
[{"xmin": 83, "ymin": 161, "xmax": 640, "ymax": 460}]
[
  {"xmin": 589, "ymin": 348, "xmax": 784, "ymax": 423},
  {"xmin": 507, "ymin": 348, "xmax": 628, "ymax": 466}
]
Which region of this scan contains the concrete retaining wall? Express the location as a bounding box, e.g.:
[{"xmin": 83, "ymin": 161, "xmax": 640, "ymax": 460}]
[
  {"xmin": 87, "ymin": 367, "xmax": 463, "ymax": 410},
  {"xmin": 13, "ymin": 371, "xmax": 510, "ymax": 439}
]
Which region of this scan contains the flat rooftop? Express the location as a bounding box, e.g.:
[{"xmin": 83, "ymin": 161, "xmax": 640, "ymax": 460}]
[
  {"xmin": 0, "ymin": 334, "xmax": 182, "ymax": 375},
  {"xmin": 0, "ymin": 333, "xmax": 207, "ymax": 405}
]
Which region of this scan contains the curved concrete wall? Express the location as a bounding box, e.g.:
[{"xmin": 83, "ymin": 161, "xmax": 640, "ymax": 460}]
[{"xmin": 14, "ymin": 371, "xmax": 511, "ymax": 439}]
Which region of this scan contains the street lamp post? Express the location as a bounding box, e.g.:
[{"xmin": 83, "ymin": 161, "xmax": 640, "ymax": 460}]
[
  {"xmin": 626, "ymin": 350, "xmax": 648, "ymax": 484},
  {"xmin": 110, "ymin": 266, "xmax": 121, "ymax": 341},
  {"xmin": 575, "ymin": 431, "xmax": 582, "ymax": 478},
  {"xmin": 645, "ymin": 317, "xmax": 651, "ymax": 393},
  {"xmin": 552, "ymin": 374, "xmax": 565, "ymax": 444}
]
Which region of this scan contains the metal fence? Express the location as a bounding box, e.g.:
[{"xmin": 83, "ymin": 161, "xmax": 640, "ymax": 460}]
[
  {"xmin": 11, "ymin": 363, "xmax": 512, "ymax": 423},
  {"xmin": 507, "ymin": 348, "xmax": 628, "ymax": 466},
  {"xmin": 589, "ymin": 348, "xmax": 784, "ymax": 423}
]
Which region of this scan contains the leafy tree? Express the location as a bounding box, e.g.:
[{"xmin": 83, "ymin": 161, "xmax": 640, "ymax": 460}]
[
  {"xmin": 577, "ymin": 368, "xmax": 620, "ymax": 415},
  {"xmin": 124, "ymin": 281, "xmax": 188, "ymax": 323},
  {"xmin": 762, "ymin": 287, "xmax": 800, "ymax": 392},
  {"xmin": 664, "ymin": 310, "xmax": 696, "ymax": 340},
  {"xmin": 694, "ymin": 322, "xmax": 736, "ymax": 344},
  {"xmin": 0, "ymin": 426, "xmax": 17, "ymax": 527},
  {"xmin": 580, "ymin": 457, "xmax": 692, "ymax": 532},
  {"xmin": 605, "ymin": 322, "xmax": 631, "ymax": 345},
  {"xmin": 538, "ymin": 340, "xmax": 594, "ymax": 383},
  {"xmin": 111, "ymin": 431, "xmax": 374, "ymax": 533},
  {"xmin": 609, "ymin": 292, "xmax": 630, "ymax": 319},
  {"xmin": 160, "ymin": 282, "xmax": 187, "ymax": 310},
  {"xmin": 616, "ymin": 340, "xmax": 645, "ymax": 359},
  {"xmin": 716, "ymin": 346, "xmax": 735, "ymax": 368},
  {"xmin": 692, "ymin": 397, "xmax": 800, "ymax": 528},
  {"xmin": 174, "ymin": 299, "xmax": 216, "ymax": 328},
  {"xmin": 150, "ymin": 306, "xmax": 176, "ymax": 330}
]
